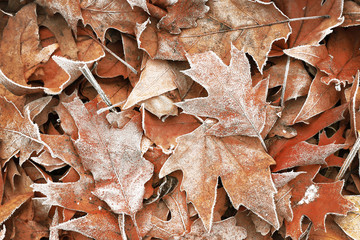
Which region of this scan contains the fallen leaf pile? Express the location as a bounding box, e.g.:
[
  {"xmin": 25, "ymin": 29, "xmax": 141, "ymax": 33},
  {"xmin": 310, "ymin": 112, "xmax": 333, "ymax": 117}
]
[{"xmin": 0, "ymin": 0, "xmax": 360, "ymax": 239}]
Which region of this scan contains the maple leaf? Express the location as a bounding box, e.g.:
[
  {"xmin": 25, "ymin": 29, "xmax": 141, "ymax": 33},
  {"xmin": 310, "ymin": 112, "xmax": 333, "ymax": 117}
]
[
  {"xmin": 0, "ymin": 97, "xmax": 44, "ymax": 164},
  {"xmin": 159, "ymin": 120, "xmax": 279, "ymax": 231},
  {"xmin": 285, "ymin": 165, "xmax": 355, "ymax": 239},
  {"xmin": 177, "ymin": 45, "xmax": 271, "ymax": 144},
  {"xmin": 32, "ymin": 134, "xmax": 124, "ymax": 239}
]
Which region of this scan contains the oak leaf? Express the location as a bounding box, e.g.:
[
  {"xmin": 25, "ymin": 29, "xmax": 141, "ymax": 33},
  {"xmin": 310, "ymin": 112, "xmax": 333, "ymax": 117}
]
[
  {"xmin": 269, "ymin": 104, "xmax": 347, "ymax": 160},
  {"xmin": 62, "ymin": 98, "xmax": 154, "ymax": 218},
  {"xmin": 159, "ymin": 120, "xmax": 279, "ymax": 231},
  {"xmin": 285, "ymin": 165, "xmax": 355, "ymax": 239},
  {"xmin": 177, "ymin": 45, "xmax": 271, "ymax": 142},
  {"xmin": 0, "ymin": 97, "xmax": 44, "ymax": 164},
  {"xmin": 272, "ymin": 140, "xmax": 345, "ymax": 172}
]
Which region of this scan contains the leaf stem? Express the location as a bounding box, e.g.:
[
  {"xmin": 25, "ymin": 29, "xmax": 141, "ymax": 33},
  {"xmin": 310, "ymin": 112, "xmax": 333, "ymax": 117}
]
[
  {"xmin": 83, "ymin": 30, "xmax": 138, "ymax": 74},
  {"xmin": 79, "ymin": 64, "xmax": 115, "ymax": 111},
  {"xmin": 118, "ymin": 214, "xmax": 127, "ymax": 240},
  {"xmin": 336, "ymin": 132, "xmax": 360, "ymax": 180},
  {"xmin": 181, "ymin": 15, "xmax": 330, "ymax": 38}
]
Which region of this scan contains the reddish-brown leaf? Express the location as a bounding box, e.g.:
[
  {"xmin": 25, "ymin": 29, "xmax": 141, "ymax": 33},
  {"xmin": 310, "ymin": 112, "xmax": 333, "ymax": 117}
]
[
  {"xmin": 273, "ymin": 0, "xmax": 343, "ymax": 48},
  {"xmin": 319, "ymin": 27, "xmax": 360, "ymax": 85},
  {"xmin": 142, "ymin": 110, "xmax": 200, "ymax": 153},
  {"xmin": 285, "ymin": 165, "xmax": 355, "ymax": 239}
]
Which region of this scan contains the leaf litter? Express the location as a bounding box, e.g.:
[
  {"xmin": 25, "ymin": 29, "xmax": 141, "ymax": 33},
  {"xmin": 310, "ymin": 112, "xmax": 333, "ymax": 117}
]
[{"xmin": 0, "ymin": 0, "xmax": 359, "ymax": 239}]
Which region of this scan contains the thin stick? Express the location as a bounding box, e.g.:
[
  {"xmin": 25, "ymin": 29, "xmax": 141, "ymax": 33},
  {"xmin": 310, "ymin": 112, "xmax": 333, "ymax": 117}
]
[
  {"xmin": 83, "ymin": 30, "xmax": 138, "ymax": 74},
  {"xmin": 101, "ymin": 44, "xmax": 138, "ymax": 74},
  {"xmin": 79, "ymin": 64, "xmax": 115, "ymax": 111},
  {"xmin": 281, "ymin": 55, "xmax": 291, "ymax": 107},
  {"xmin": 118, "ymin": 214, "xmax": 127, "ymax": 240},
  {"xmin": 181, "ymin": 15, "xmax": 330, "ymax": 38},
  {"xmin": 336, "ymin": 134, "xmax": 360, "ymax": 180}
]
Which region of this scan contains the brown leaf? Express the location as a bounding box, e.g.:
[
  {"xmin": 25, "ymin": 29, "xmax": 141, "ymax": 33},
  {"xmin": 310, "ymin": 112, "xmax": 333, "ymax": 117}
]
[
  {"xmin": 272, "ymin": 141, "xmax": 345, "ymax": 172},
  {"xmin": 177, "ymin": 45, "xmax": 271, "ymax": 141},
  {"xmin": 177, "ymin": 217, "xmax": 246, "ymax": 240},
  {"xmin": 159, "ymin": 120, "xmax": 279, "ymax": 231},
  {"xmin": 123, "ymin": 59, "xmax": 178, "ymax": 109},
  {"xmin": 142, "ymin": 109, "xmax": 200, "ymax": 153},
  {"xmin": 335, "ymin": 195, "xmax": 360, "ymax": 240},
  {"xmin": 319, "ymin": 27, "xmax": 360, "ymax": 86},
  {"xmin": 342, "ymin": 0, "xmax": 360, "ymax": 27},
  {"xmin": 293, "ymin": 71, "xmax": 341, "ymax": 124},
  {"xmin": 257, "ymin": 56, "xmax": 312, "ymax": 102},
  {"xmin": 0, "ymin": 3, "xmax": 58, "ymax": 95},
  {"xmin": 63, "ymin": 98, "xmax": 153, "ymax": 218},
  {"xmin": 273, "ymin": 0, "xmax": 343, "ymax": 48},
  {"xmin": 136, "ymin": 0, "xmax": 291, "ymax": 72},
  {"xmin": 0, "ymin": 97, "xmax": 44, "ymax": 164},
  {"xmin": 37, "ymin": 0, "xmax": 148, "ymax": 40},
  {"xmin": 0, "ymin": 193, "xmax": 32, "ymax": 225},
  {"xmin": 157, "ymin": 0, "xmax": 209, "ymax": 34}
]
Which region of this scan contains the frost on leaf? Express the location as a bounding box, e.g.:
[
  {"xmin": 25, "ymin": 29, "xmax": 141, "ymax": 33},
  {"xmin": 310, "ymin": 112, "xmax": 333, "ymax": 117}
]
[
  {"xmin": 63, "ymin": 97, "xmax": 154, "ymax": 217},
  {"xmin": 178, "ymin": 217, "xmax": 246, "ymax": 240},
  {"xmin": 159, "ymin": 121, "xmax": 279, "ymax": 231},
  {"xmin": 0, "ymin": 97, "xmax": 44, "ymax": 164},
  {"xmin": 177, "ymin": 45, "xmax": 272, "ymax": 141},
  {"xmin": 285, "ymin": 165, "xmax": 355, "ymax": 239}
]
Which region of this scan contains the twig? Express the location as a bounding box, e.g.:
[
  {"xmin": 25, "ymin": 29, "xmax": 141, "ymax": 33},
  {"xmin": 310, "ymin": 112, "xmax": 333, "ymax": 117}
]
[
  {"xmin": 336, "ymin": 132, "xmax": 360, "ymax": 180},
  {"xmin": 101, "ymin": 44, "xmax": 138, "ymax": 75},
  {"xmin": 79, "ymin": 64, "xmax": 115, "ymax": 111},
  {"xmin": 83, "ymin": 30, "xmax": 138, "ymax": 74},
  {"xmin": 118, "ymin": 214, "xmax": 127, "ymax": 240},
  {"xmin": 280, "ymin": 55, "xmax": 291, "ymax": 107},
  {"xmin": 181, "ymin": 15, "xmax": 330, "ymax": 38}
]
